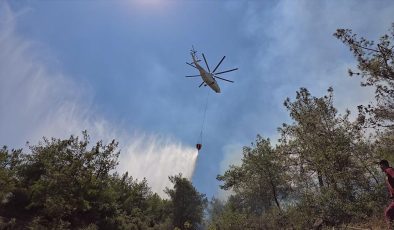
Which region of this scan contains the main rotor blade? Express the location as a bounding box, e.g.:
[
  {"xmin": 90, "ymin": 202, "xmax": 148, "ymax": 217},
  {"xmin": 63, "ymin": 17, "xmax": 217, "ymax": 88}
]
[
  {"xmin": 185, "ymin": 75, "xmax": 201, "ymax": 77},
  {"xmin": 214, "ymin": 76, "xmax": 234, "ymax": 83},
  {"xmin": 202, "ymin": 53, "xmax": 211, "ymax": 73},
  {"xmin": 186, "ymin": 62, "xmax": 197, "ymax": 69},
  {"xmin": 198, "ymin": 82, "xmax": 205, "ymax": 87},
  {"xmin": 215, "ymin": 68, "xmax": 238, "ymax": 75},
  {"xmin": 212, "ymin": 56, "xmax": 226, "ymax": 73}
]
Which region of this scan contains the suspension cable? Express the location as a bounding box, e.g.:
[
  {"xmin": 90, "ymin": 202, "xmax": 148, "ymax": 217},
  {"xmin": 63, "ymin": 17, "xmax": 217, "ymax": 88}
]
[{"xmin": 198, "ymin": 89, "xmax": 210, "ymax": 147}]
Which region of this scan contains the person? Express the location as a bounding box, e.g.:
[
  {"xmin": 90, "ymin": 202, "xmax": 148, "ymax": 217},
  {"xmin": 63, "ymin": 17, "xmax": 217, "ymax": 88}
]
[{"xmin": 379, "ymin": 159, "xmax": 394, "ymax": 229}]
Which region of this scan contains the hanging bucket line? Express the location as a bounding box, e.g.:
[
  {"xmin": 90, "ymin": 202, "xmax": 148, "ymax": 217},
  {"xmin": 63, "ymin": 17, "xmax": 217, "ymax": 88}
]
[{"xmin": 198, "ymin": 89, "xmax": 210, "ymax": 147}]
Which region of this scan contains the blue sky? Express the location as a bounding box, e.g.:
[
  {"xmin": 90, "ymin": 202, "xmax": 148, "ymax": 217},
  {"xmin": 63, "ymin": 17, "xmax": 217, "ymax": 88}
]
[{"xmin": 1, "ymin": 0, "xmax": 394, "ymax": 198}]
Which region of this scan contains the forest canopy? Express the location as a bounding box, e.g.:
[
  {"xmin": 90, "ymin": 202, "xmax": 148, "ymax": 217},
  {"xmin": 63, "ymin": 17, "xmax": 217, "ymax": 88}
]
[{"xmin": 0, "ymin": 133, "xmax": 206, "ymax": 229}]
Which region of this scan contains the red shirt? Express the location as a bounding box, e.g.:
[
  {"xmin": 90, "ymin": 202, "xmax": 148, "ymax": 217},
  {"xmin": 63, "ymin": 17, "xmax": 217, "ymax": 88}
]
[{"xmin": 384, "ymin": 167, "xmax": 394, "ymax": 197}]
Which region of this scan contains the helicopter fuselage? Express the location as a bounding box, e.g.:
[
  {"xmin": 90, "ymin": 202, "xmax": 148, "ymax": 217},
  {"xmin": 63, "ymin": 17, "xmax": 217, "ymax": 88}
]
[{"xmin": 192, "ymin": 57, "xmax": 221, "ymax": 93}]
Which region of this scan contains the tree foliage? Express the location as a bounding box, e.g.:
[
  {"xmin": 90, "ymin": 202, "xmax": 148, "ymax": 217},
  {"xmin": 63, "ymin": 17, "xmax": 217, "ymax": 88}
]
[
  {"xmin": 0, "ymin": 132, "xmax": 206, "ymax": 229},
  {"xmin": 165, "ymin": 174, "xmax": 207, "ymax": 230},
  {"xmin": 334, "ymin": 24, "xmax": 394, "ymax": 129},
  {"xmin": 279, "ymin": 87, "xmax": 385, "ymax": 226},
  {"xmin": 205, "ymin": 198, "xmax": 249, "ymax": 230},
  {"xmin": 211, "ymin": 88, "xmax": 386, "ymax": 229},
  {"xmin": 217, "ymin": 136, "xmax": 290, "ymax": 215},
  {"xmin": 335, "ymin": 23, "xmax": 394, "ymax": 167}
]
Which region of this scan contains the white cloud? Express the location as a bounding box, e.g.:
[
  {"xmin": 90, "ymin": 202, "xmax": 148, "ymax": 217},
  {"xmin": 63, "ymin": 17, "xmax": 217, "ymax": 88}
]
[{"xmin": 0, "ymin": 2, "xmax": 197, "ymax": 197}]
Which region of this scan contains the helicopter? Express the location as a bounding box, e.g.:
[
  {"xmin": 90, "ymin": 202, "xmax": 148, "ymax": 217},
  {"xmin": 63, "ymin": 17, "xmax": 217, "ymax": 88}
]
[{"xmin": 185, "ymin": 47, "xmax": 238, "ymax": 93}]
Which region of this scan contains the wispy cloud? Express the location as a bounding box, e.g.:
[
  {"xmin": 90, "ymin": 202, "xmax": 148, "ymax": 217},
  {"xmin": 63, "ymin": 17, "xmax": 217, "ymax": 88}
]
[{"xmin": 0, "ymin": 2, "xmax": 197, "ymax": 197}]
